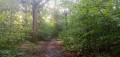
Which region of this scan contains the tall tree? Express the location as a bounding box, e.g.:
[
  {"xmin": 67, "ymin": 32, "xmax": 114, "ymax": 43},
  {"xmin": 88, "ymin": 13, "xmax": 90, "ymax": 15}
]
[{"xmin": 32, "ymin": 0, "xmax": 50, "ymax": 42}]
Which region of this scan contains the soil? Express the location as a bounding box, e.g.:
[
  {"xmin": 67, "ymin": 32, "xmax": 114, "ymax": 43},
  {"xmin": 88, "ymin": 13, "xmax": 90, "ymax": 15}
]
[{"xmin": 32, "ymin": 38, "xmax": 73, "ymax": 57}]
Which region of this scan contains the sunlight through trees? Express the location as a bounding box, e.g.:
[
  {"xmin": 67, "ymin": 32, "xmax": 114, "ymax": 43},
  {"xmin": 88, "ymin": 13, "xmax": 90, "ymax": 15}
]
[{"xmin": 0, "ymin": 0, "xmax": 120, "ymax": 57}]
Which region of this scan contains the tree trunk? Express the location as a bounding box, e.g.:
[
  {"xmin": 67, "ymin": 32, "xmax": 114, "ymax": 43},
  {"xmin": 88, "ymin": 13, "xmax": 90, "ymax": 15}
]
[
  {"xmin": 32, "ymin": 4, "xmax": 39, "ymax": 43},
  {"xmin": 31, "ymin": 0, "xmax": 50, "ymax": 43}
]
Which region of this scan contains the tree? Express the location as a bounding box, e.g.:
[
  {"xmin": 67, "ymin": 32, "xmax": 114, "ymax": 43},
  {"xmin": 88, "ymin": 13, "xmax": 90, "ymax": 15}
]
[
  {"xmin": 32, "ymin": 0, "xmax": 50, "ymax": 43},
  {"xmin": 21, "ymin": 0, "xmax": 50, "ymax": 42},
  {"xmin": 58, "ymin": 0, "xmax": 120, "ymax": 56}
]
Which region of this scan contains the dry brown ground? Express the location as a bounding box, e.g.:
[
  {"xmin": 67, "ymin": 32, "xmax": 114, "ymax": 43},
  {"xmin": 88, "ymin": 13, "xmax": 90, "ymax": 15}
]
[{"xmin": 31, "ymin": 38, "xmax": 73, "ymax": 57}]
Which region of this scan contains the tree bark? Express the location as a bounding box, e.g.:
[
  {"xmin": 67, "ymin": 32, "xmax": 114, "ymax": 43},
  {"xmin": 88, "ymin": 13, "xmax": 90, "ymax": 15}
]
[
  {"xmin": 32, "ymin": 3, "xmax": 39, "ymax": 43},
  {"xmin": 31, "ymin": 0, "xmax": 50, "ymax": 43}
]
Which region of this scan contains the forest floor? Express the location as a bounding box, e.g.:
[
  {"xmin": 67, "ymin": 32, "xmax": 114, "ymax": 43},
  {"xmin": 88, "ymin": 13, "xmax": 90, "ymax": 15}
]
[{"xmin": 31, "ymin": 38, "xmax": 73, "ymax": 57}]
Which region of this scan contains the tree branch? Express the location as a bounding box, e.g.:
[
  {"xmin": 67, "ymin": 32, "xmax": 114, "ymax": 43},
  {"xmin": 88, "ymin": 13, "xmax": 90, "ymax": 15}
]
[
  {"xmin": 37, "ymin": 0, "xmax": 42, "ymax": 4},
  {"xmin": 21, "ymin": 0, "xmax": 33, "ymax": 5},
  {"xmin": 41, "ymin": 0, "xmax": 50, "ymax": 6}
]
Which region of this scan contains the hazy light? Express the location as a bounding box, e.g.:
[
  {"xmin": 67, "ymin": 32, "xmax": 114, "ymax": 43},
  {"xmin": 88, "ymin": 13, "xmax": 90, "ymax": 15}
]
[
  {"xmin": 48, "ymin": 16, "xmax": 51, "ymax": 19},
  {"xmin": 59, "ymin": 8, "xmax": 69, "ymax": 13},
  {"xmin": 47, "ymin": 0, "xmax": 55, "ymax": 8},
  {"xmin": 118, "ymin": 0, "xmax": 120, "ymax": 2},
  {"xmin": 113, "ymin": 7, "xmax": 116, "ymax": 9},
  {"xmin": 49, "ymin": 3, "xmax": 54, "ymax": 8},
  {"xmin": 44, "ymin": 16, "xmax": 52, "ymax": 23}
]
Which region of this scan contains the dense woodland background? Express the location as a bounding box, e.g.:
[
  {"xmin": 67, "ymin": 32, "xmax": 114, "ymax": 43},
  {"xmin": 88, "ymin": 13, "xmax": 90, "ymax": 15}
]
[{"xmin": 0, "ymin": 0, "xmax": 120, "ymax": 57}]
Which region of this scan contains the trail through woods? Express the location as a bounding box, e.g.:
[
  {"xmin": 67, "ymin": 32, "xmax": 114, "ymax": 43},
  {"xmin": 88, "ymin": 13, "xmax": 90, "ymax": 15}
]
[{"xmin": 32, "ymin": 38, "xmax": 72, "ymax": 57}]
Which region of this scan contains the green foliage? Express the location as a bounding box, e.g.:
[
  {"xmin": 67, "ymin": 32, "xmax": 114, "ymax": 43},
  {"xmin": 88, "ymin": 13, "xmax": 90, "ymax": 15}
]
[
  {"xmin": 0, "ymin": 0, "xmax": 55, "ymax": 56},
  {"xmin": 1, "ymin": 0, "xmax": 120, "ymax": 57},
  {"xmin": 0, "ymin": 48, "xmax": 25, "ymax": 57},
  {"xmin": 37, "ymin": 21, "xmax": 54, "ymax": 41},
  {"xmin": 58, "ymin": 0, "xmax": 120, "ymax": 56}
]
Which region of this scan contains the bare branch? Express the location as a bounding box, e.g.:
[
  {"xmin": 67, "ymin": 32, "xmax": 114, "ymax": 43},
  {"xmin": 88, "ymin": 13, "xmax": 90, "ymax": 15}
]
[
  {"xmin": 33, "ymin": 0, "xmax": 42, "ymax": 4},
  {"xmin": 21, "ymin": 0, "xmax": 33, "ymax": 5},
  {"xmin": 37, "ymin": 0, "xmax": 42, "ymax": 4},
  {"xmin": 41, "ymin": 0, "xmax": 50, "ymax": 6},
  {"xmin": 21, "ymin": 0, "xmax": 25, "ymax": 3}
]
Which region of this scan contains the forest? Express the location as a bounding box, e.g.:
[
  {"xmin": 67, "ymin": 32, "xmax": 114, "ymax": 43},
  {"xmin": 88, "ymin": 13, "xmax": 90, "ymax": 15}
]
[{"xmin": 0, "ymin": 0, "xmax": 120, "ymax": 57}]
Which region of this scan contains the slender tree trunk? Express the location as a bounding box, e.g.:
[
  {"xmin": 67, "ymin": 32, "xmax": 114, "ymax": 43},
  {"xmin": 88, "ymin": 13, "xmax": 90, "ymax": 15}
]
[
  {"xmin": 32, "ymin": 4, "xmax": 39, "ymax": 43},
  {"xmin": 25, "ymin": 6, "xmax": 28, "ymax": 25},
  {"xmin": 31, "ymin": 0, "xmax": 50, "ymax": 43}
]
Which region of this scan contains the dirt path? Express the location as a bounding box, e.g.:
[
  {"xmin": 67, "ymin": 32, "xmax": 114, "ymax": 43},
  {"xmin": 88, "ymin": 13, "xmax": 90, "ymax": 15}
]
[{"xmin": 32, "ymin": 38, "xmax": 71, "ymax": 57}]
